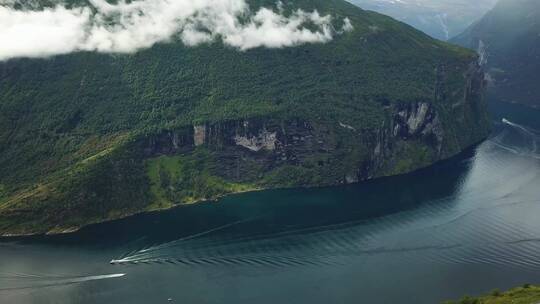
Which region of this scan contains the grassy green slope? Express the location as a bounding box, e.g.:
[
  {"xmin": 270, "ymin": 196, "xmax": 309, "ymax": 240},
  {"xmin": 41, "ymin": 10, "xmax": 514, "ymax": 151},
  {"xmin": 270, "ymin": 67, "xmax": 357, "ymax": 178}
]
[
  {"xmin": 0, "ymin": 0, "xmax": 481, "ymax": 235},
  {"xmin": 445, "ymin": 285, "xmax": 540, "ymax": 304}
]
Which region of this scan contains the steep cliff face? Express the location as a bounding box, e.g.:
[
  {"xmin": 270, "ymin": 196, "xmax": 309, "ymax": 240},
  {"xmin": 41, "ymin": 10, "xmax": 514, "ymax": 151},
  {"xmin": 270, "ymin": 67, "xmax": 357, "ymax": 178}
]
[
  {"xmin": 140, "ymin": 61, "xmax": 488, "ymax": 194},
  {"xmin": 451, "ymin": 0, "xmax": 540, "ymax": 107},
  {"xmin": 143, "ymin": 103, "xmax": 441, "ymax": 187}
]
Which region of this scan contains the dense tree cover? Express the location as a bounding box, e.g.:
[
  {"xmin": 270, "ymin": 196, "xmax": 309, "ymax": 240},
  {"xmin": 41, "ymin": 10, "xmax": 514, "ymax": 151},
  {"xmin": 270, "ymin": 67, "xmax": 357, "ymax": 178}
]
[{"xmin": 0, "ymin": 0, "xmax": 481, "ymax": 235}]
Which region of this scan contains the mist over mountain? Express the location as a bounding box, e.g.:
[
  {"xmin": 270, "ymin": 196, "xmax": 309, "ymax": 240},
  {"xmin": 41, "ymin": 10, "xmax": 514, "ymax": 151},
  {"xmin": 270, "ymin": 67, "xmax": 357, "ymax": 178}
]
[
  {"xmin": 452, "ymin": 0, "xmax": 540, "ymax": 107},
  {"xmin": 0, "ymin": 0, "xmax": 353, "ymax": 61},
  {"xmin": 349, "ymin": 0, "xmax": 497, "ymax": 40}
]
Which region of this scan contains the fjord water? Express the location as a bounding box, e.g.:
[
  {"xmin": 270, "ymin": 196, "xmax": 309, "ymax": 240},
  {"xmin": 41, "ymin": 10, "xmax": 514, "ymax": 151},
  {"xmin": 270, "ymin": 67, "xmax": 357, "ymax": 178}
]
[{"xmin": 1, "ymin": 101, "xmax": 540, "ymax": 304}]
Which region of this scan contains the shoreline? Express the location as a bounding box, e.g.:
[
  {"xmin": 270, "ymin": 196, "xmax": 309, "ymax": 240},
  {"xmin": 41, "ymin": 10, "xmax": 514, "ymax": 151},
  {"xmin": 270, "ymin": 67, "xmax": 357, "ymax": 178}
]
[
  {"xmin": 0, "ymin": 187, "xmax": 263, "ymax": 238},
  {"xmin": 0, "ymin": 139, "xmax": 486, "ymax": 239}
]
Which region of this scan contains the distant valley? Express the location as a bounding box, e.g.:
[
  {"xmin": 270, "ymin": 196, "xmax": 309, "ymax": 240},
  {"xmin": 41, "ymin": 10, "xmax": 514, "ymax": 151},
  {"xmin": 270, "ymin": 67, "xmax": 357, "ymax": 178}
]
[
  {"xmin": 452, "ymin": 0, "xmax": 540, "ymax": 108},
  {"xmin": 349, "ymin": 0, "xmax": 497, "ymax": 40}
]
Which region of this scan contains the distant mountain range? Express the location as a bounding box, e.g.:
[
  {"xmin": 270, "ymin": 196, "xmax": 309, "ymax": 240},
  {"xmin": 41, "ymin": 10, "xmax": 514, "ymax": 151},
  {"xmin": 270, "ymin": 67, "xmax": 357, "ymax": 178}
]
[
  {"xmin": 452, "ymin": 0, "xmax": 540, "ymax": 107},
  {"xmin": 349, "ymin": 0, "xmax": 497, "ymax": 40}
]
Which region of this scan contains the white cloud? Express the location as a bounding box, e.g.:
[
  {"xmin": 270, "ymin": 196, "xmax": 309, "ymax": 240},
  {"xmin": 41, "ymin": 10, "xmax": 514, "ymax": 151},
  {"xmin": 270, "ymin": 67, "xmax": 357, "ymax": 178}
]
[
  {"xmin": 0, "ymin": 6, "xmax": 91, "ymax": 60},
  {"xmin": 0, "ymin": 0, "xmax": 354, "ymax": 61},
  {"xmin": 341, "ymin": 17, "xmax": 354, "ymax": 33}
]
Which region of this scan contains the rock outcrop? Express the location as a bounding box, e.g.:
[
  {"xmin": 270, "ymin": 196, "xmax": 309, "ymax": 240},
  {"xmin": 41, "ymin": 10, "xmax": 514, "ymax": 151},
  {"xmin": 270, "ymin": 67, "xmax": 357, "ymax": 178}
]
[{"xmin": 138, "ymin": 61, "xmax": 489, "ymax": 188}]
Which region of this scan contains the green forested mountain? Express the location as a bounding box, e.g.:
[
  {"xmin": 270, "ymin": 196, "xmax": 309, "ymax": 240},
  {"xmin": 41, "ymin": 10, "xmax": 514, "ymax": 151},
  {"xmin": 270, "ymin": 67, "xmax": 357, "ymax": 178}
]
[
  {"xmin": 452, "ymin": 0, "xmax": 540, "ymax": 107},
  {"xmin": 0, "ymin": 0, "xmax": 490, "ymax": 235}
]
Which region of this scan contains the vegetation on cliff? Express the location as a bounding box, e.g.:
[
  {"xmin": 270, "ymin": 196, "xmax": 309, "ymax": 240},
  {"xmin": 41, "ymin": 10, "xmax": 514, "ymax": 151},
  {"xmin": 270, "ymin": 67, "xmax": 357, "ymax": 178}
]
[{"xmin": 0, "ymin": 0, "xmax": 489, "ymax": 235}]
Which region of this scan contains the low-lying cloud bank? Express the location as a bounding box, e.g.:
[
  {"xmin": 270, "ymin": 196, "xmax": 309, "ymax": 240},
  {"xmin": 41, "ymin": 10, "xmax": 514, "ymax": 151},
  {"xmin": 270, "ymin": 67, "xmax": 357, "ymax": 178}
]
[{"xmin": 0, "ymin": 0, "xmax": 353, "ymax": 61}]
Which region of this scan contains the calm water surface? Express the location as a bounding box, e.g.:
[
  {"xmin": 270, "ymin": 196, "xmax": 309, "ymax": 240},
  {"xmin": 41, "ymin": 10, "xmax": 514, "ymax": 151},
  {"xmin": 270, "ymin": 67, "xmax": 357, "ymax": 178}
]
[{"xmin": 1, "ymin": 101, "xmax": 540, "ymax": 304}]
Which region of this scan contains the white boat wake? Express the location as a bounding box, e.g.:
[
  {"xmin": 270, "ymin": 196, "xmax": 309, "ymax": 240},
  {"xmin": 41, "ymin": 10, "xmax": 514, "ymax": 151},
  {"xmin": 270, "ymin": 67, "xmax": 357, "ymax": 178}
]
[
  {"xmin": 0, "ymin": 273, "xmax": 126, "ymax": 292},
  {"xmin": 493, "ymin": 118, "xmax": 540, "ymax": 159}
]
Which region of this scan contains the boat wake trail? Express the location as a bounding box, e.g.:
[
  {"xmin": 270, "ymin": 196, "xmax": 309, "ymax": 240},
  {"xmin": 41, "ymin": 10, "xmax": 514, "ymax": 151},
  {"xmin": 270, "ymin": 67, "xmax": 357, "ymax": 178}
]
[
  {"xmin": 110, "ymin": 218, "xmax": 374, "ymax": 267},
  {"xmin": 110, "ymin": 201, "xmax": 540, "ymax": 271},
  {"xmin": 502, "ymin": 118, "xmax": 540, "ymax": 136},
  {"xmin": 107, "ymin": 118, "xmax": 540, "ymax": 271},
  {"xmin": 110, "ymin": 197, "xmax": 540, "ymax": 270},
  {"xmin": 494, "ymin": 118, "xmax": 540, "ymax": 159},
  {"xmin": 0, "ymin": 273, "xmax": 126, "ymax": 292}
]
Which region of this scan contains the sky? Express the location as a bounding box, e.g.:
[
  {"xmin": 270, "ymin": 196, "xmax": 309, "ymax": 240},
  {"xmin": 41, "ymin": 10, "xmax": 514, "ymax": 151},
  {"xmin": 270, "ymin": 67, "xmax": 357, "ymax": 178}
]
[{"xmin": 0, "ymin": 0, "xmax": 353, "ymax": 61}]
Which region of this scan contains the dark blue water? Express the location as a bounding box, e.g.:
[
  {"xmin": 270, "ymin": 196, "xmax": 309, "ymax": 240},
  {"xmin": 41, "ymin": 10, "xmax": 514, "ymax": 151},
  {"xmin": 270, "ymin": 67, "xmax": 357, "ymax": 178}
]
[{"xmin": 1, "ymin": 101, "xmax": 540, "ymax": 304}]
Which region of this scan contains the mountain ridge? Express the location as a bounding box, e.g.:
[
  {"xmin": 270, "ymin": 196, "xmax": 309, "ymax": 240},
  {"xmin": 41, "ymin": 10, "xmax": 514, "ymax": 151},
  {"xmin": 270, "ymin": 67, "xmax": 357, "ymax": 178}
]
[{"xmin": 0, "ymin": 0, "xmax": 490, "ymax": 235}]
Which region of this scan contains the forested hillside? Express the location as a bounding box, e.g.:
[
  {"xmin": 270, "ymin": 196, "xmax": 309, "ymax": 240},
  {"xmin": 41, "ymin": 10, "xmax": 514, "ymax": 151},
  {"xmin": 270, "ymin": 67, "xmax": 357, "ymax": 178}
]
[{"xmin": 0, "ymin": 0, "xmax": 490, "ymax": 235}]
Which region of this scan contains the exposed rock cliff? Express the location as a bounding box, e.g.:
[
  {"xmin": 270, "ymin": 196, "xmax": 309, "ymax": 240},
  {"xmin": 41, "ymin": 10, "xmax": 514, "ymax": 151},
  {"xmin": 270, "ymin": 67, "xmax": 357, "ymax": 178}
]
[{"xmin": 138, "ymin": 61, "xmax": 488, "ymax": 191}]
